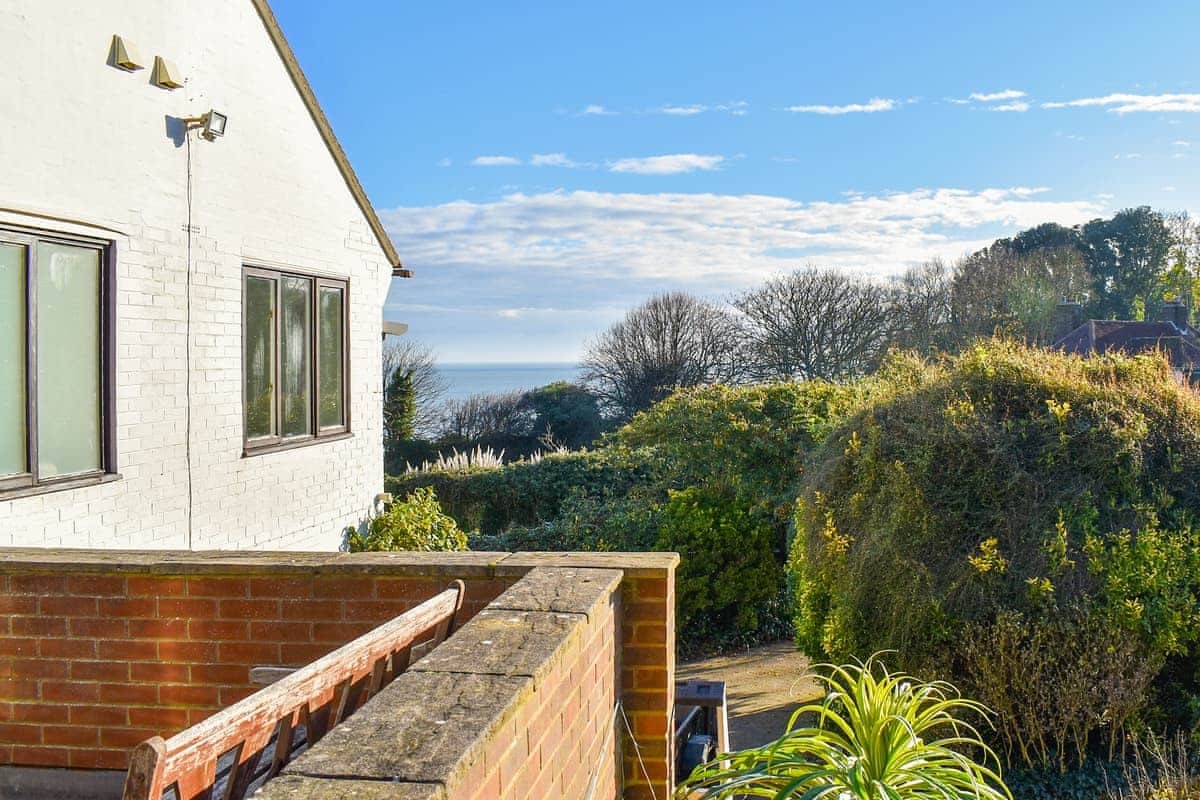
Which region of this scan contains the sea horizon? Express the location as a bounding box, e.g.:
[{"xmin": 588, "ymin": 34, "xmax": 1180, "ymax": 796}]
[{"xmin": 435, "ymin": 361, "xmax": 583, "ymax": 402}]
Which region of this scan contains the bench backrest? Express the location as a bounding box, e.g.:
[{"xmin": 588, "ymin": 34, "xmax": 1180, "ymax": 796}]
[{"xmin": 122, "ymin": 581, "xmax": 465, "ymax": 800}]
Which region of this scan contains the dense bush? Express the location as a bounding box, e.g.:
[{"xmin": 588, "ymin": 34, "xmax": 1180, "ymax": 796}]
[
  {"xmin": 657, "ymin": 487, "xmax": 786, "ymax": 648},
  {"xmin": 790, "ymin": 341, "xmax": 1200, "ymax": 769},
  {"xmin": 618, "ymin": 381, "xmax": 864, "ymax": 524},
  {"xmin": 468, "ymin": 486, "xmax": 662, "ymax": 554},
  {"xmin": 620, "ymin": 382, "xmax": 865, "ymax": 649},
  {"xmin": 347, "ymin": 487, "xmax": 467, "ymax": 552},
  {"xmin": 387, "ymin": 450, "xmax": 650, "ymax": 534}
]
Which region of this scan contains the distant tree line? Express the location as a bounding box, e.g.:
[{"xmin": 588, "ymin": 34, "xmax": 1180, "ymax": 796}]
[
  {"xmin": 384, "ymin": 207, "xmax": 1200, "ymax": 463},
  {"xmin": 583, "ymin": 206, "xmax": 1199, "ymax": 421}
]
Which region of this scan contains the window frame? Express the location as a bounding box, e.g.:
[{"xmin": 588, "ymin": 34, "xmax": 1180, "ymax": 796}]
[
  {"xmin": 241, "ymin": 264, "xmax": 350, "ymax": 456},
  {"xmin": 0, "ymin": 224, "xmax": 118, "ymax": 499}
]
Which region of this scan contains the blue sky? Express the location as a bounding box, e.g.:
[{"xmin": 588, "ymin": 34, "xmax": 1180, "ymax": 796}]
[{"xmin": 273, "ymin": 0, "xmax": 1200, "ymax": 362}]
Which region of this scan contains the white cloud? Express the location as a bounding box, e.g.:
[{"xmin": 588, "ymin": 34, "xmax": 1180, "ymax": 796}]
[
  {"xmin": 969, "ymin": 89, "xmax": 1027, "ymax": 102},
  {"xmin": 1174, "ymin": 140, "xmax": 1191, "ymax": 147},
  {"xmin": 991, "ymin": 101, "xmax": 1030, "ymax": 112},
  {"xmin": 580, "ymin": 104, "xmax": 616, "ymax": 115},
  {"xmin": 530, "ymin": 153, "xmax": 586, "ymax": 168},
  {"xmin": 607, "ymin": 154, "xmax": 725, "ymax": 175},
  {"xmin": 655, "ymin": 101, "xmax": 749, "ymax": 116},
  {"xmin": 437, "ymin": 158, "xmax": 452, "ymax": 167},
  {"xmin": 784, "ymin": 97, "xmax": 897, "ymax": 115},
  {"xmin": 472, "ymin": 155, "xmax": 521, "ymax": 166},
  {"xmin": 379, "ymin": 187, "xmax": 1102, "ymax": 284},
  {"xmin": 1043, "ymin": 93, "xmax": 1200, "ymax": 114},
  {"xmin": 1114, "ymin": 153, "xmax": 1144, "ymax": 159}
]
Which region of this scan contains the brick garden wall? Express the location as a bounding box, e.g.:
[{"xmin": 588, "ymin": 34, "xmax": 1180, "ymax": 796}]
[
  {"xmin": 265, "ymin": 566, "xmax": 624, "ymax": 800},
  {"xmin": 0, "ymin": 549, "xmax": 677, "ymax": 799}
]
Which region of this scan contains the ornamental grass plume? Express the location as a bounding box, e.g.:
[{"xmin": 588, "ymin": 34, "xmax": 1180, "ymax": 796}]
[{"xmin": 677, "ymin": 654, "xmax": 1011, "ymax": 800}]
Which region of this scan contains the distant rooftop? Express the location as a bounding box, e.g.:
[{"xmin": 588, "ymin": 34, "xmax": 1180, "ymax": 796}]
[{"xmin": 1053, "ymin": 299, "xmax": 1200, "ymax": 376}]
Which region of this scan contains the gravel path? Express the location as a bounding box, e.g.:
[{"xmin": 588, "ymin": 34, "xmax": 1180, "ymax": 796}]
[{"xmin": 677, "ymin": 641, "xmax": 824, "ymax": 751}]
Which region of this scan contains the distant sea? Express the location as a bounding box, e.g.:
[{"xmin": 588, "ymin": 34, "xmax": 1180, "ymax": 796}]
[{"xmin": 435, "ymin": 362, "xmax": 583, "ymax": 402}]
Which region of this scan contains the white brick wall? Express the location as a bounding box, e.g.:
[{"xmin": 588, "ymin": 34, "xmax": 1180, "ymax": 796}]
[{"xmin": 0, "ymin": 0, "xmax": 394, "ymax": 550}]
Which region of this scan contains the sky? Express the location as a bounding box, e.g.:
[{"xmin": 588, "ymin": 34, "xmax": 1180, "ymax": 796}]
[{"xmin": 272, "ymin": 0, "xmax": 1200, "ymax": 363}]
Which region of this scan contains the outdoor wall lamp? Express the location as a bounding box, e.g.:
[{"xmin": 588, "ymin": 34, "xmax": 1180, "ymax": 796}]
[{"xmin": 183, "ymin": 110, "xmax": 228, "ymax": 141}]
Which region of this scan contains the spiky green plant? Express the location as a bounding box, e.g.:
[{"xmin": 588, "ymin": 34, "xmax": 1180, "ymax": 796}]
[{"xmin": 677, "ymin": 655, "xmax": 1012, "ymax": 800}]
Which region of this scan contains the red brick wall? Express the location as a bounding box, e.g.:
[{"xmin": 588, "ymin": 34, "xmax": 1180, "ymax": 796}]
[
  {"xmin": 0, "ymin": 570, "xmax": 511, "ymax": 772},
  {"xmin": 456, "ymin": 584, "xmax": 619, "ymax": 800},
  {"xmin": 620, "ymin": 572, "xmax": 677, "ymax": 799},
  {"xmin": 0, "ymin": 549, "xmax": 678, "ymax": 799}
]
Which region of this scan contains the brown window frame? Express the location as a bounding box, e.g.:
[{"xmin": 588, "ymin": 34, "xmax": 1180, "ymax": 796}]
[
  {"xmin": 0, "ymin": 224, "xmax": 118, "ymax": 500},
  {"xmin": 242, "ymin": 265, "xmax": 350, "ymax": 456}
]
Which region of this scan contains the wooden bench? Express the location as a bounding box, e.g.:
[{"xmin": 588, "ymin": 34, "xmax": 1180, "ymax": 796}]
[{"xmin": 121, "ymin": 581, "xmax": 465, "ymax": 800}]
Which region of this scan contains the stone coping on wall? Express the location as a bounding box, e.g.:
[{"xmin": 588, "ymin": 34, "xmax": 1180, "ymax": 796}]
[
  {"xmin": 0, "ymin": 548, "xmax": 678, "ymax": 579},
  {"xmin": 256, "ymin": 566, "xmax": 624, "ymax": 800}
]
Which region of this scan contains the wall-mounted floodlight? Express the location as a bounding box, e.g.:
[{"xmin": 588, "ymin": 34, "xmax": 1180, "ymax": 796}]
[{"xmin": 183, "ymin": 110, "xmax": 228, "ymax": 141}]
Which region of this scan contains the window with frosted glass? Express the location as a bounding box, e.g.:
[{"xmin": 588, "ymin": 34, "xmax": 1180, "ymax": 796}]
[
  {"xmin": 280, "ymin": 277, "xmax": 312, "ymax": 437},
  {"xmin": 242, "ymin": 268, "xmax": 347, "ymax": 450},
  {"xmin": 1, "ymin": 228, "xmax": 113, "ymax": 496},
  {"xmin": 37, "ymin": 243, "xmax": 101, "ymax": 477},
  {"xmin": 318, "ymin": 286, "xmax": 345, "ymax": 429},
  {"xmin": 0, "ymin": 244, "xmax": 26, "ymax": 478},
  {"xmin": 244, "ymin": 276, "xmax": 276, "ymax": 439}
]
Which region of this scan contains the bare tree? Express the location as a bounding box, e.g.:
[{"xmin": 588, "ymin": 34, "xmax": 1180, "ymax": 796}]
[
  {"xmin": 437, "ymin": 390, "xmax": 531, "ymax": 443},
  {"xmin": 734, "ymin": 267, "xmax": 891, "ymax": 381},
  {"xmin": 888, "ymin": 259, "xmax": 955, "ymax": 355},
  {"xmin": 382, "ymin": 339, "xmax": 448, "ymax": 437},
  {"xmin": 581, "ymin": 292, "xmax": 746, "ymax": 422}
]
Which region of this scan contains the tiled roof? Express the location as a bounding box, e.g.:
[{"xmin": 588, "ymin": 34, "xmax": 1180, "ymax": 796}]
[{"xmin": 1055, "ymin": 319, "xmax": 1200, "ymax": 367}]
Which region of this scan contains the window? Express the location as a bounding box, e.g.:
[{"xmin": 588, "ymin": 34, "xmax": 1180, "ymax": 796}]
[
  {"xmin": 243, "ymin": 266, "xmax": 348, "ymax": 452},
  {"xmin": 0, "ymin": 227, "xmax": 116, "ymax": 496}
]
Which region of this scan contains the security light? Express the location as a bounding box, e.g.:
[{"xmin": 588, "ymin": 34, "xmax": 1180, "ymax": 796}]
[{"xmin": 183, "ymin": 110, "xmax": 228, "ymax": 141}]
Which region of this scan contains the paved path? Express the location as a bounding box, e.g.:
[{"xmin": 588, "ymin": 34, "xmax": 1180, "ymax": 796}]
[{"xmin": 677, "ymin": 641, "xmax": 824, "ymax": 751}]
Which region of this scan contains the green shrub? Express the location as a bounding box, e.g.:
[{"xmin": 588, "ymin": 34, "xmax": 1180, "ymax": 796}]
[
  {"xmin": 619, "ymin": 381, "xmax": 864, "ymax": 524},
  {"xmin": 468, "ymin": 486, "xmax": 662, "ymax": 554},
  {"xmin": 790, "ymin": 341, "xmax": 1200, "ymax": 768},
  {"xmin": 386, "ymin": 450, "xmax": 649, "ymax": 534},
  {"xmin": 678, "ymin": 654, "xmax": 1011, "ymax": 800},
  {"xmin": 348, "ymin": 487, "xmax": 467, "ymax": 552},
  {"xmin": 658, "ymin": 487, "xmax": 785, "ymax": 650},
  {"xmin": 619, "ymin": 382, "xmax": 865, "ymax": 650}
]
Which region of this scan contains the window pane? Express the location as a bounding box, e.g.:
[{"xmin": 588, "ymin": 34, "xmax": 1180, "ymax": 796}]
[
  {"xmin": 280, "ymin": 277, "xmax": 311, "ymax": 437},
  {"xmin": 0, "ymin": 244, "xmax": 26, "ymax": 477},
  {"xmin": 318, "ymin": 286, "xmax": 344, "ymax": 429},
  {"xmin": 244, "ymin": 276, "xmax": 276, "ymax": 438},
  {"xmin": 36, "ymin": 242, "xmax": 101, "ymax": 477}
]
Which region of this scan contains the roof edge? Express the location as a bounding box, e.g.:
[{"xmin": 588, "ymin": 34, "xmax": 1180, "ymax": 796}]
[{"xmin": 249, "ymin": 0, "xmax": 407, "ymax": 277}]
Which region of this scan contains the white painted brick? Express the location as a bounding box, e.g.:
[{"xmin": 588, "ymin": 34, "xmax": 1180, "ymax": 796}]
[{"xmin": 1, "ymin": 0, "xmax": 394, "ymax": 551}]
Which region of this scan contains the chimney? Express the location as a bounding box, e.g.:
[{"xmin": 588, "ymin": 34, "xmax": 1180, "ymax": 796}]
[
  {"xmin": 1052, "ymin": 300, "xmax": 1083, "ymax": 343},
  {"xmin": 1157, "ymin": 299, "xmax": 1190, "ymax": 329}
]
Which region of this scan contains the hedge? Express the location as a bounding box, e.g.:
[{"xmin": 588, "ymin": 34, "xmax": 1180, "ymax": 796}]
[{"xmin": 791, "ymin": 341, "xmax": 1200, "ymax": 769}]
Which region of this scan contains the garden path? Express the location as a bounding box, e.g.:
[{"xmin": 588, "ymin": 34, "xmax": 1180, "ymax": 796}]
[{"xmin": 678, "ymin": 641, "xmax": 823, "ymax": 751}]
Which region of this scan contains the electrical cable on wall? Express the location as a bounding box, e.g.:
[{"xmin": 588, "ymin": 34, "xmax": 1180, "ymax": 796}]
[{"xmin": 184, "ymin": 129, "xmax": 195, "ymax": 549}]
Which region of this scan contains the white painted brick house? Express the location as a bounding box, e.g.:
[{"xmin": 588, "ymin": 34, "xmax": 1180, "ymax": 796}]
[{"xmin": 0, "ymin": 0, "xmax": 406, "ymax": 549}]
